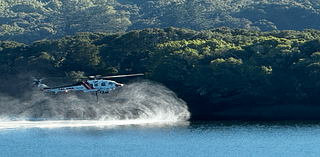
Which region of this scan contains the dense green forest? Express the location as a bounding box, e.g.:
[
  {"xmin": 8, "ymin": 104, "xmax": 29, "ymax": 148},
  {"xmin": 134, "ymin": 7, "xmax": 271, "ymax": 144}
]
[
  {"xmin": 2, "ymin": 27, "xmax": 320, "ymax": 120},
  {"xmin": 2, "ymin": 0, "xmax": 320, "ymax": 44},
  {"xmin": 3, "ymin": 0, "xmax": 320, "ymax": 120}
]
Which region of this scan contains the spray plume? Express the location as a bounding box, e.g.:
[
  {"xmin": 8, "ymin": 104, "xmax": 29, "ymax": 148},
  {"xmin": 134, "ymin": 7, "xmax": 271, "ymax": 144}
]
[{"xmin": 0, "ymin": 80, "xmax": 190, "ymax": 123}]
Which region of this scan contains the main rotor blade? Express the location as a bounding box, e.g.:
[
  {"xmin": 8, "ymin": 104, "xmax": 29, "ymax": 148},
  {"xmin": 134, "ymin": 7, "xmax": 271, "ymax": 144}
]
[
  {"xmin": 102, "ymin": 73, "xmax": 144, "ymax": 79},
  {"xmin": 32, "ymin": 76, "xmax": 37, "ymax": 81},
  {"xmin": 88, "ymin": 75, "xmax": 102, "ymax": 79}
]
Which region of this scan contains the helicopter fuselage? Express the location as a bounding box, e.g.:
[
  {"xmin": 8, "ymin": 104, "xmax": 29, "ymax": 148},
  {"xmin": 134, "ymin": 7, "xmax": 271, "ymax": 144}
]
[{"xmin": 41, "ymin": 80, "xmax": 123, "ymax": 93}]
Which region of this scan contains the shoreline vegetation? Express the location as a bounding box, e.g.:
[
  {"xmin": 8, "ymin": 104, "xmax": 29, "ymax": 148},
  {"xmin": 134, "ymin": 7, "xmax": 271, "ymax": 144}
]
[
  {"xmin": 2, "ymin": 27, "xmax": 320, "ymax": 120},
  {"xmin": 2, "ymin": 0, "xmax": 320, "ymax": 120}
]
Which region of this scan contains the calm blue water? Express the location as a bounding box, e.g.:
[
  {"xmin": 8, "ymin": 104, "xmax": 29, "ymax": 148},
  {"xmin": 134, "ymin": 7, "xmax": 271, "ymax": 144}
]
[{"xmin": 1, "ymin": 120, "xmax": 320, "ymax": 157}]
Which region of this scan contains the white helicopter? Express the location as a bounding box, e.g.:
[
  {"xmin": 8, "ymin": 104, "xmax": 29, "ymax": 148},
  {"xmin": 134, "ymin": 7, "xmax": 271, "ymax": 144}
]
[{"xmin": 33, "ymin": 73, "xmax": 144, "ymax": 94}]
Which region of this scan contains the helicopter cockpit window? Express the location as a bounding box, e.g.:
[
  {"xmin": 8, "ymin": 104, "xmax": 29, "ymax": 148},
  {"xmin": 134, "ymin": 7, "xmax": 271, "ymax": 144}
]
[{"xmin": 101, "ymin": 82, "xmax": 106, "ymax": 86}]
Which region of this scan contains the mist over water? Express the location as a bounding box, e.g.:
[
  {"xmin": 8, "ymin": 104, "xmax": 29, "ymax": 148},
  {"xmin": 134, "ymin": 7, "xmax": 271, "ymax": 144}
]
[{"xmin": 0, "ymin": 81, "xmax": 190, "ymax": 124}]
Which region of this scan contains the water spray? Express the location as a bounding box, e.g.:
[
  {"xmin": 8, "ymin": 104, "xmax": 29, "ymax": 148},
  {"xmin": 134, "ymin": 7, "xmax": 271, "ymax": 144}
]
[{"xmin": 0, "ymin": 81, "xmax": 191, "ymax": 123}]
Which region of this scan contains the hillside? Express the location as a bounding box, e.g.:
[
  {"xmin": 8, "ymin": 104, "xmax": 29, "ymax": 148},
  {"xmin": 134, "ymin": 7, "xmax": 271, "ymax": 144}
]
[
  {"xmin": 1, "ymin": 0, "xmax": 320, "ymax": 44},
  {"xmin": 2, "ymin": 27, "xmax": 320, "ymax": 120}
]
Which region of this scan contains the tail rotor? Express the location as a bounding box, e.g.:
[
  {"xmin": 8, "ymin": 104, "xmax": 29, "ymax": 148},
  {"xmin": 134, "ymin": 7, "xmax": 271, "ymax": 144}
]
[{"xmin": 32, "ymin": 77, "xmax": 48, "ymax": 88}]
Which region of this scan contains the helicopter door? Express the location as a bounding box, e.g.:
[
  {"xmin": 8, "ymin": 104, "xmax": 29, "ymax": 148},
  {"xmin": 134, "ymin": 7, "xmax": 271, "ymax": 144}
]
[
  {"xmin": 101, "ymin": 82, "xmax": 106, "ymax": 89},
  {"xmin": 93, "ymin": 83, "xmax": 99, "ymax": 89}
]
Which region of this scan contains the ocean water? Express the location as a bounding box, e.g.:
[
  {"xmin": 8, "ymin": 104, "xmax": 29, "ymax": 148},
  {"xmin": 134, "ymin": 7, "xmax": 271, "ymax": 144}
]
[{"xmin": 1, "ymin": 120, "xmax": 320, "ymax": 157}]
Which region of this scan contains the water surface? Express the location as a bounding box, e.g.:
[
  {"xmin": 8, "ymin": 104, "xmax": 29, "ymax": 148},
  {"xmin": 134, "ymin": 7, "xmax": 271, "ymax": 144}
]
[{"xmin": 1, "ymin": 120, "xmax": 319, "ymax": 157}]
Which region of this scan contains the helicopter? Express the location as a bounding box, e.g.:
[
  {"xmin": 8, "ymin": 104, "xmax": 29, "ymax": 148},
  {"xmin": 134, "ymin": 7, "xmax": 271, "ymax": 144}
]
[{"xmin": 33, "ymin": 73, "xmax": 144, "ymax": 94}]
